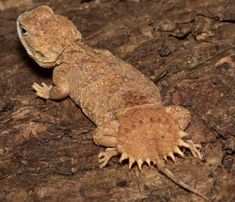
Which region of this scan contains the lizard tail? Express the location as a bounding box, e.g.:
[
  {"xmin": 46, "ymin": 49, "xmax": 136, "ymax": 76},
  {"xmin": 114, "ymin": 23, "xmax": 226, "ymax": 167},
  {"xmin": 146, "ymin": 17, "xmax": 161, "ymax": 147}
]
[{"xmin": 157, "ymin": 164, "xmax": 210, "ymax": 201}]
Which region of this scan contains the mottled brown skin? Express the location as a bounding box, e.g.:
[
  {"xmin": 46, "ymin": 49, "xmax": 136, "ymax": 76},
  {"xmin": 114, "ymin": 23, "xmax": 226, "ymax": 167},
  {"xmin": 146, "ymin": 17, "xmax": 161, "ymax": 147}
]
[{"xmin": 17, "ymin": 6, "xmax": 209, "ymax": 200}]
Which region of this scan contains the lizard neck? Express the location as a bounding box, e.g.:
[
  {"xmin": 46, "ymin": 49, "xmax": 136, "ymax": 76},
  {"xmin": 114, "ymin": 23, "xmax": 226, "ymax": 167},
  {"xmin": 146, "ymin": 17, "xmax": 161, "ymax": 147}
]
[{"xmin": 56, "ymin": 40, "xmax": 94, "ymax": 66}]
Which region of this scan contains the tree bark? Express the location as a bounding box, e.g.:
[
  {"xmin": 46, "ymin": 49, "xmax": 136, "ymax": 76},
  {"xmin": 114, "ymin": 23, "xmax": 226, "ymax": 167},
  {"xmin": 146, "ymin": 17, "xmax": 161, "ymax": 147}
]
[{"xmin": 0, "ymin": 0, "xmax": 234, "ymax": 201}]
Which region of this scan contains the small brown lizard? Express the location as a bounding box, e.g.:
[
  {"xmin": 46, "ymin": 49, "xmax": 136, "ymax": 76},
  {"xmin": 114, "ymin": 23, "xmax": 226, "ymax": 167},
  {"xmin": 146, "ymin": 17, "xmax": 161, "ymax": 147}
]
[{"xmin": 17, "ymin": 6, "xmax": 209, "ymax": 200}]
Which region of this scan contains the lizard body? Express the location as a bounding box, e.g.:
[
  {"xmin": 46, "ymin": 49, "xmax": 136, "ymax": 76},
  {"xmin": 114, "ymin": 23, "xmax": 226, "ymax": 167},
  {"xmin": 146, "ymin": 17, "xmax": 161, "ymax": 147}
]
[{"xmin": 17, "ymin": 6, "xmax": 208, "ymax": 200}]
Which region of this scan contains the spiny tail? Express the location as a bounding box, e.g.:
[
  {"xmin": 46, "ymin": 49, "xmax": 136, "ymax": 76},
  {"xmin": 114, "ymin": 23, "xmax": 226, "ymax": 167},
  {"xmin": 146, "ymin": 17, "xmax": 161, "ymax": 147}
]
[{"xmin": 157, "ymin": 165, "xmax": 209, "ymax": 201}]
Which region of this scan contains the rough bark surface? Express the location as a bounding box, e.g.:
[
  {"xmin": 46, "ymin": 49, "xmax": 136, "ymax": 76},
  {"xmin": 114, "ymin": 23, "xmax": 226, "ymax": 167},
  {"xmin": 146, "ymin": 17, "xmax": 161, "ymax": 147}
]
[{"xmin": 0, "ymin": 0, "xmax": 234, "ymax": 201}]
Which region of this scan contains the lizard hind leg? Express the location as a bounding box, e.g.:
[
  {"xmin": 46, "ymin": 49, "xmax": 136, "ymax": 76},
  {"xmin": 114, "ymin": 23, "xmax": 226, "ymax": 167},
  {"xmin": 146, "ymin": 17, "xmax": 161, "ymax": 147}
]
[
  {"xmin": 93, "ymin": 120, "xmax": 120, "ymax": 168},
  {"xmin": 164, "ymin": 105, "xmax": 191, "ymax": 130},
  {"xmin": 165, "ymin": 106, "xmax": 202, "ymax": 159}
]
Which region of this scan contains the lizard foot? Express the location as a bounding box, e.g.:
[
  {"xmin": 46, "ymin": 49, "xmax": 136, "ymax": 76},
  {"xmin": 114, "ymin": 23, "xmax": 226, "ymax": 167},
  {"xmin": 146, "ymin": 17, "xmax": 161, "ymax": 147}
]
[
  {"xmin": 98, "ymin": 148, "xmax": 118, "ymax": 168},
  {"xmin": 32, "ymin": 82, "xmax": 52, "ymax": 99},
  {"xmin": 184, "ymin": 140, "xmax": 202, "ymax": 159}
]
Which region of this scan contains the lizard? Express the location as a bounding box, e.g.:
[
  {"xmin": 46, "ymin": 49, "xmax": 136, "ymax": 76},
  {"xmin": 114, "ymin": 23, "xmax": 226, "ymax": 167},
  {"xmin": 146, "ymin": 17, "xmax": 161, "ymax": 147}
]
[{"xmin": 17, "ymin": 6, "xmax": 209, "ymax": 201}]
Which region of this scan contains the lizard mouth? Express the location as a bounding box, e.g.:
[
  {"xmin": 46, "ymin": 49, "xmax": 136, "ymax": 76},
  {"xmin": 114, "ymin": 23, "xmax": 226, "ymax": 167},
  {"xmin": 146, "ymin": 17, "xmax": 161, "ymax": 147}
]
[{"xmin": 16, "ymin": 16, "xmax": 34, "ymax": 57}]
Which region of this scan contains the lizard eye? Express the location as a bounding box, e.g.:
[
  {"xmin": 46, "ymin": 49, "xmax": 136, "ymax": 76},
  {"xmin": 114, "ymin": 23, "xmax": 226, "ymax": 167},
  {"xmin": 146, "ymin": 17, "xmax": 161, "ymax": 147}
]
[{"xmin": 20, "ymin": 25, "xmax": 28, "ymax": 36}]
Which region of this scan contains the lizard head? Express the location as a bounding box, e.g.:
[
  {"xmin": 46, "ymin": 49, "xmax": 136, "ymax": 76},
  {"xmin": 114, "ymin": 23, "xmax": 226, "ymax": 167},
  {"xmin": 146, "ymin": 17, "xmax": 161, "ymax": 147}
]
[{"xmin": 17, "ymin": 6, "xmax": 82, "ymax": 68}]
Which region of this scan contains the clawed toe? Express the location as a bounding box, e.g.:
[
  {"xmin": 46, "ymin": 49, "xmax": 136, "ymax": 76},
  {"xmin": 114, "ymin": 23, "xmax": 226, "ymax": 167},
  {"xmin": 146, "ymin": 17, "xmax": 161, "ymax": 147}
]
[
  {"xmin": 32, "ymin": 82, "xmax": 52, "ymax": 99},
  {"xmin": 98, "ymin": 148, "xmax": 118, "ymax": 168},
  {"xmin": 98, "ymin": 152, "xmax": 111, "ymax": 168},
  {"xmin": 195, "ymin": 143, "xmax": 202, "ymax": 149},
  {"xmin": 99, "ymin": 158, "xmax": 109, "ymax": 168},
  {"xmin": 185, "ymin": 140, "xmax": 202, "ymax": 159},
  {"xmin": 98, "ymin": 152, "xmax": 106, "ymax": 163}
]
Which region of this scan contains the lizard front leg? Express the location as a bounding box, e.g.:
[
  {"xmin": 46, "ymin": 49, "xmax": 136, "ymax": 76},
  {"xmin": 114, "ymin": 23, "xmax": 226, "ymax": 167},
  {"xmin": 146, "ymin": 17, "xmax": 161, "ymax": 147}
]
[
  {"xmin": 93, "ymin": 120, "xmax": 120, "ymax": 168},
  {"xmin": 32, "ymin": 64, "xmax": 70, "ymax": 100}
]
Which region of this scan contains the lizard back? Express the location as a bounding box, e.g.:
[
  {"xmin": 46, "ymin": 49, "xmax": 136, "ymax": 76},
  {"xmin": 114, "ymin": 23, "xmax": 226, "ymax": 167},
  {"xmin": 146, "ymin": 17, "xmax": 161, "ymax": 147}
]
[{"xmin": 67, "ymin": 45, "xmax": 162, "ymax": 124}]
